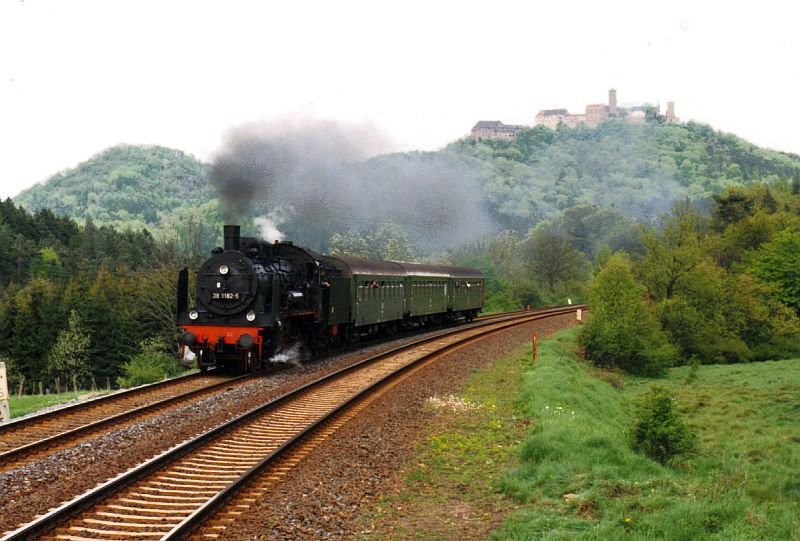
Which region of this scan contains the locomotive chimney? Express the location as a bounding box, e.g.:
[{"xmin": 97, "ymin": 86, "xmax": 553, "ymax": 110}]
[{"xmin": 224, "ymin": 225, "xmax": 241, "ymax": 251}]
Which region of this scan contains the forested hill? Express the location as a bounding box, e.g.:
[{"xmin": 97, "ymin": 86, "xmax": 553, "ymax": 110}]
[
  {"xmin": 14, "ymin": 145, "xmax": 214, "ymax": 231},
  {"xmin": 12, "ymin": 121, "xmax": 800, "ymax": 248},
  {"xmin": 450, "ymin": 120, "xmax": 800, "ymax": 231}
]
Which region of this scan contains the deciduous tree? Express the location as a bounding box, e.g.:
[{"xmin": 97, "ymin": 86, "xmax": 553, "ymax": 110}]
[
  {"xmin": 749, "ymin": 230, "xmax": 800, "ymax": 314},
  {"xmin": 580, "ymin": 253, "xmax": 676, "ymax": 376},
  {"xmin": 522, "ymin": 224, "xmax": 588, "ymax": 296}
]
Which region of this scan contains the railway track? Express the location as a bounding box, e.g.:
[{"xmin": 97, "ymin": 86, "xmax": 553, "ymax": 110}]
[
  {"xmin": 0, "ymin": 308, "xmax": 546, "ymax": 472},
  {"xmin": 1, "ymin": 305, "xmax": 582, "ymax": 541},
  {"xmin": 0, "ymin": 372, "xmax": 254, "ymax": 470}
]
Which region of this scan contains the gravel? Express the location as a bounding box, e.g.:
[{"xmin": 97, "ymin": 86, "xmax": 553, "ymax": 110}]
[
  {"xmin": 0, "ymin": 321, "xmax": 527, "ymax": 534},
  {"xmin": 209, "ymin": 313, "xmax": 578, "ymax": 540}
]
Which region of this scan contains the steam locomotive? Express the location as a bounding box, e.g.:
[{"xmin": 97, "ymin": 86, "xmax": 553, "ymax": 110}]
[{"xmin": 177, "ymin": 225, "xmax": 484, "ymax": 371}]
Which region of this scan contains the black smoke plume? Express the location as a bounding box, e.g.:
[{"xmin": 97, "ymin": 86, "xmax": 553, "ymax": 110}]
[{"xmin": 210, "ymin": 117, "xmax": 496, "ymax": 251}]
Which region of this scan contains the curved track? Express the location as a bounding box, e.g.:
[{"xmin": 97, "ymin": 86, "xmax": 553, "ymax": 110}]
[
  {"xmin": 0, "ymin": 305, "xmax": 583, "ymax": 541},
  {"xmin": 0, "ymin": 308, "xmax": 546, "ymax": 471}
]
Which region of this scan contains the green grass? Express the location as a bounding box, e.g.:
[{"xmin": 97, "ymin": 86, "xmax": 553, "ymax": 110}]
[
  {"xmin": 361, "ymin": 327, "xmax": 800, "ymax": 540},
  {"xmin": 493, "ymin": 327, "xmax": 800, "ymax": 540},
  {"xmin": 7, "ymin": 391, "xmax": 110, "ymax": 418}
]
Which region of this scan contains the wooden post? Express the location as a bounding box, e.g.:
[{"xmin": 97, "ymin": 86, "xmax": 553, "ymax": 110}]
[
  {"xmin": 91, "ymin": 377, "xmax": 97, "ymax": 391},
  {"xmin": 0, "ymin": 362, "xmax": 10, "ymax": 421},
  {"xmin": 38, "ymin": 381, "xmax": 43, "ymax": 395},
  {"xmin": 72, "ymin": 374, "xmax": 77, "ymax": 393},
  {"xmin": 106, "ymin": 377, "xmax": 110, "ymax": 391},
  {"xmin": 55, "ymin": 376, "xmax": 61, "ymax": 395},
  {"xmin": 532, "ymin": 331, "xmax": 538, "ymax": 365},
  {"xmin": 17, "ymin": 375, "xmax": 25, "ymax": 397}
]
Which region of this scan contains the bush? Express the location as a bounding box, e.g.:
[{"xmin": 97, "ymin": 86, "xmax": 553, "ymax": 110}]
[
  {"xmin": 630, "ymin": 386, "xmax": 696, "ymax": 465},
  {"xmin": 116, "ymin": 337, "xmax": 184, "ymax": 388}
]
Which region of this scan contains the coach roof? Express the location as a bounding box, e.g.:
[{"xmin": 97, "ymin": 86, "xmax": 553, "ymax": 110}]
[
  {"xmin": 323, "ymin": 256, "xmax": 406, "ymax": 277},
  {"xmin": 323, "ymin": 256, "xmax": 483, "ymax": 280}
]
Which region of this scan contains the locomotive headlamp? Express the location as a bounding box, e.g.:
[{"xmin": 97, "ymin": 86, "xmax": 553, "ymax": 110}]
[
  {"xmin": 246, "ymin": 310, "xmax": 256, "ymax": 322},
  {"xmin": 189, "ymin": 310, "xmax": 199, "ymax": 320},
  {"xmin": 219, "ymin": 265, "xmax": 229, "ymax": 275}
]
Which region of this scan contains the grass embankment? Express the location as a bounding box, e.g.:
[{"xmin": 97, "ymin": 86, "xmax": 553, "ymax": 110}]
[
  {"xmin": 4, "ymin": 370, "xmax": 195, "ymax": 420},
  {"xmin": 365, "ymin": 327, "xmax": 800, "ymax": 540},
  {"xmin": 7, "ymin": 391, "xmax": 85, "ymax": 418}
]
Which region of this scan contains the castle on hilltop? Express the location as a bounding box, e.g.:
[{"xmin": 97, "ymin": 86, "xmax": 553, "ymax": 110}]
[
  {"xmin": 471, "ymin": 89, "xmax": 679, "ymax": 140},
  {"xmin": 470, "ymin": 120, "xmax": 525, "ymax": 140}
]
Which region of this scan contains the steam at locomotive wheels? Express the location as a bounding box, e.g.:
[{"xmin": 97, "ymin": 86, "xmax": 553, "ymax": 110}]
[{"xmin": 177, "ymin": 225, "xmax": 484, "ymax": 371}]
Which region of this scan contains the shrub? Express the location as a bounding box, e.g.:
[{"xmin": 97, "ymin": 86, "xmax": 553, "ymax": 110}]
[
  {"xmin": 117, "ymin": 337, "xmax": 184, "ymax": 388},
  {"xmin": 630, "ymin": 386, "xmax": 696, "ymax": 465}
]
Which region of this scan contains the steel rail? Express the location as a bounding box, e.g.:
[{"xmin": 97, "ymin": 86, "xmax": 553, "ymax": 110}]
[
  {"xmin": 0, "ymin": 373, "xmax": 254, "ymax": 469},
  {"xmin": 0, "ymin": 305, "xmax": 583, "ymax": 541},
  {"xmin": 0, "ymin": 306, "xmax": 563, "ymax": 470},
  {"xmin": 0, "ymin": 370, "xmax": 212, "ymax": 432},
  {"xmin": 169, "ymin": 306, "xmax": 583, "ymax": 540}
]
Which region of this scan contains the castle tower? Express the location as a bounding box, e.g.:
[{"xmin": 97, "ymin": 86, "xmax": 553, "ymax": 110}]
[
  {"xmin": 608, "ymin": 88, "xmax": 617, "ymax": 115},
  {"xmin": 666, "ymin": 101, "xmax": 676, "ymax": 122}
]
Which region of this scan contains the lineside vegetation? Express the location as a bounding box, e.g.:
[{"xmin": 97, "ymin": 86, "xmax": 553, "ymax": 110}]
[{"xmin": 366, "ymin": 329, "xmax": 800, "ymax": 539}]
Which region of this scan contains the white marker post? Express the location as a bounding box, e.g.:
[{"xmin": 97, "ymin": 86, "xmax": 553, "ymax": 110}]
[
  {"xmin": 576, "ymin": 309, "xmax": 582, "ymax": 323},
  {"xmin": 0, "ymin": 362, "xmax": 10, "ymax": 421}
]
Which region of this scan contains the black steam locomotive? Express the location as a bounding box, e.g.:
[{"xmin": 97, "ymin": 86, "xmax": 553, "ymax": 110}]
[{"xmin": 177, "ymin": 225, "xmax": 484, "ymax": 371}]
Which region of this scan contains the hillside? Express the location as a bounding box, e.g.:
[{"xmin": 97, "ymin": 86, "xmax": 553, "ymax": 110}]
[
  {"xmin": 450, "ymin": 120, "xmax": 800, "ymax": 230},
  {"xmin": 14, "ymin": 145, "xmax": 214, "ymax": 231},
  {"xmin": 12, "ymin": 121, "xmax": 800, "ymax": 250}
]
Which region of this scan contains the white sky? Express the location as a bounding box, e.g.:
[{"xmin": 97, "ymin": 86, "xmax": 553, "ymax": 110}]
[{"xmin": 1, "ymin": 0, "xmax": 798, "ymax": 199}]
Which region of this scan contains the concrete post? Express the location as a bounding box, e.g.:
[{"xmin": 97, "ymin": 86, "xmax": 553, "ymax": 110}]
[{"xmin": 0, "ymin": 362, "xmax": 10, "ymax": 421}]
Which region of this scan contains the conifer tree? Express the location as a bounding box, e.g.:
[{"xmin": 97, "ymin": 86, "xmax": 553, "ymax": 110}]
[{"xmin": 46, "ymin": 310, "xmax": 91, "ymax": 387}]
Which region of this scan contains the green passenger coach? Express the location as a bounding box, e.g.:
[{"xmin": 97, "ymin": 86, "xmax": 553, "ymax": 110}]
[{"xmin": 323, "ymin": 256, "xmax": 484, "ymax": 338}]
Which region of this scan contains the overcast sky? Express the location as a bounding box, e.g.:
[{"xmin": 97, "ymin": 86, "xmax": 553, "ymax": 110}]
[{"xmin": 1, "ymin": 0, "xmax": 798, "ymax": 200}]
